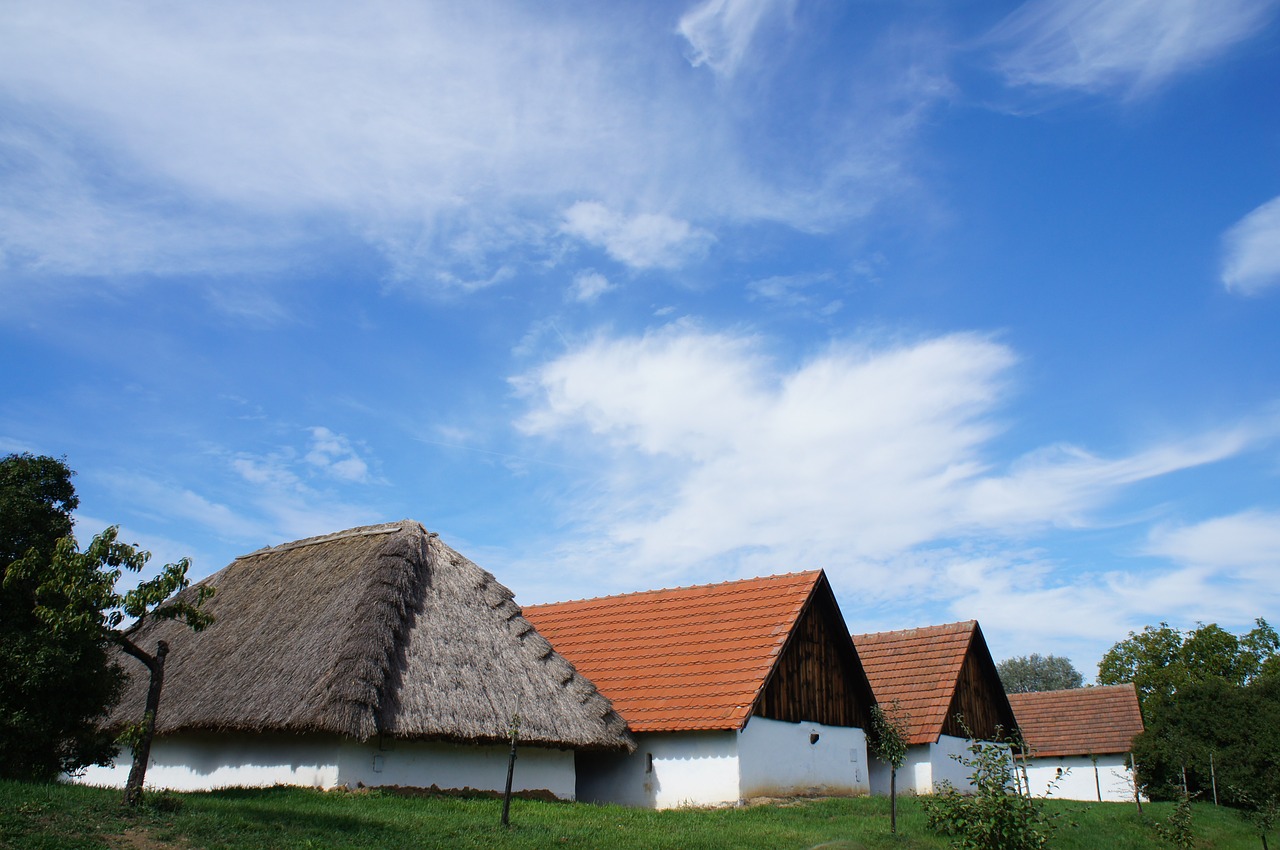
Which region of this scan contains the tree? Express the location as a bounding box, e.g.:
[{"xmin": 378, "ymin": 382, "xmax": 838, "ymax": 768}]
[
  {"xmin": 1099, "ymin": 620, "xmax": 1279, "ymax": 704},
  {"xmin": 0, "ymin": 454, "xmax": 124, "ymax": 780},
  {"xmin": 8, "ymin": 526, "xmax": 214, "ymax": 804},
  {"xmin": 868, "ymin": 701, "xmax": 910, "ymax": 834},
  {"xmin": 1100, "ymin": 621, "xmax": 1280, "ymax": 805},
  {"xmin": 997, "ymin": 654, "xmax": 1084, "ymax": 694}
]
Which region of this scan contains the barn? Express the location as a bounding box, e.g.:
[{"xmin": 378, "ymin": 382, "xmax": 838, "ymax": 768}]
[
  {"xmin": 853, "ymin": 620, "xmax": 1018, "ymax": 795},
  {"xmin": 1008, "ymin": 683, "xmax": 1145, "ymax": 802},
  {"xmin": 76, "ymin": 521, "xmax": 632, "ymax": 798},
  {"xmin": 522, "ymin": 570, "xmax": 877, "ymax": 808}
]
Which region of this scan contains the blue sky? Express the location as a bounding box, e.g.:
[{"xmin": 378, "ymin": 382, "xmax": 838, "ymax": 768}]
[{"xmin": 3, "ymin": 0, "xmax": 1279, "ymax": 676}]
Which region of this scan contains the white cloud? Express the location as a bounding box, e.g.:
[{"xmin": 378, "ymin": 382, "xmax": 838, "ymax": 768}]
[
  {"xmin": 1146, "ymin": 509, "xmax": 1280, "ymax": 570},
  {"xmin": 571, "ymin": 270, "xmax": 614, "ymax": 303},
  {"xmin": 304, "ymin": 426, "xmax": 371, "ymax": 483},
  {"xmin": 677, "ymin": 0, "xmax": 792, "ymax": 78},
  {"xmin": 987, "ymin": 0, "xmax": 1278, "ymax": 97},
  {"xmin": 561, "ymin": 202, "xmax": 714, "ymax": 270},
  {"xmin": 960, "ymin": 428, "xmax": 1259, "ymax": 531},
  {"xmin": 514, "ymin": 325, "xmax": 1276, "ymax": 630},
  {"xmin": 0, "ymin": 1, "xmax": 941, "ymax": 291},
  {"xmin": 1222, "ymin": 195, "xmax": 1280, "ymax": 295}
]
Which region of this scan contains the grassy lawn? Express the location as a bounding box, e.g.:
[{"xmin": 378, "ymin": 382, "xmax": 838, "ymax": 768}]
[{"xmin": 0, "ymin": 780, "xmax": 1268, "ymax": 850}]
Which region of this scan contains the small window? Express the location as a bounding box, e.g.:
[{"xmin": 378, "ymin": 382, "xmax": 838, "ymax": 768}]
[
  {"xmin": 646, "ymin": 753, "xmax": 653, "ymax": 774},
  {"xmin": 809, "ymin": 733, "xmax": 820, "ymax": 745}
]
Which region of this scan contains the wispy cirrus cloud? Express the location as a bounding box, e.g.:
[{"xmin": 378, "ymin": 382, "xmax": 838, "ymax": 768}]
[
  {"xmin": 986, "ymin": 0, "xmax": 1278, "ymax": 97},
  {"xmin": 561, "ymin": 202, "xmax": 714, "ymax": 271},
  {"xmin": 0, "ymin": 1, "xmax": 947, "ymax": 297},
  {"xmin": 514, "ymin": 324, "xmax": 1278, "ymax": 648},
  {"xmin": 1221, "ymin": 195, "xmax": 1280, "ymax": 295},
  {"xmin": 677, "ymin": 0, "xmax": 794, "ymax": 79}
]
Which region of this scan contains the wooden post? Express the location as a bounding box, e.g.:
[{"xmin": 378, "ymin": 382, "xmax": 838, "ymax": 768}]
[
  {"xmin": 1130, "ymin": 753, "xmax": 1142, "ymax": 814},
  {"xmin": 1092, "ymin": 753, "xmax": 1101, "ymax": 802},
  {"xmin": 501, "ymin": 714, "xmax": 520, "ymax": 827},
  {"xmin": 1209, "ymin": 751, "xmax": 1218, "ymax": 806}
]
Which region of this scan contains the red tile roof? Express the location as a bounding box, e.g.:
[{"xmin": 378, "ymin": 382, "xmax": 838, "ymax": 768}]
[
  {"xmin": 522, "ymin": 571, "xmax": 823, "ymax": 733},
  {"xmin": 1008, "ymin": 684, "xmax": 1145, "ymax": 757},
  {"xmin": 852, "ymin": 621, "xmax": 981, "ymax": 745}
]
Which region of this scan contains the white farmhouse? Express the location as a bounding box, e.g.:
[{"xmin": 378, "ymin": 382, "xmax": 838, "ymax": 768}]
[
  {"xmin": 1008, "ymin": 683, "xmax": 1146, "ymax": 802},
  {"xmin": 523, "ymin": 570, "xmax": 878, "ymax": 809},
  {"xmin": 853, "ymin": 621, "xmax": 1019, "ymax": 796},
  {"xmin": 76, "ymin": 521, "xmax": 632, "ymax": 798}
]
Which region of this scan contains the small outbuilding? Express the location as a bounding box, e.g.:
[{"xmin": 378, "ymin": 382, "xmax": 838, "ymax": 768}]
[
  {"xmin": 77, "ymin": 520, "xmax": 633, "ymax": 798},
  {"xmin": 523, "ymin": 570, "xmax": 877, "ymax": 808},
  {"xmin": 1008, "ymin": 683, "xmax": 1145, "ymax": 802},
  {"xmin": 853, "ymin": 620, "xmax": 1018, "ymax": 795}
]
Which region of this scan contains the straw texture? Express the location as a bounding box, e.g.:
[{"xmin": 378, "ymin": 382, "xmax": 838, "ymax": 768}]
[{"xmin": 106, "ymin": 521, "xmax": 633, "ymax": 751}]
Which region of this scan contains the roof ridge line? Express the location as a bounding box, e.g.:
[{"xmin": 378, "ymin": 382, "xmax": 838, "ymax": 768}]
[
  {"xmin": 524, "ymin": 569, "xmax": 821, "ymax": 609},
  {"xmin": 235, "ymin": 520, "xmax": 424, "ymax": 560}
]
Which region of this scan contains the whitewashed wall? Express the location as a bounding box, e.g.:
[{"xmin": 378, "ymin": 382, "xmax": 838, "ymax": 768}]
[
  {"xmin": 576, "ymin": 731, "xmax": 739, "ymax": 809},
  {"xmin": 73, "ymin": 732, "xmax": 577, "ymax": 799},
  {"xmin": 1021, "ymin": 754, "xmax": 1142, "ymax": 803},
  {"xmin": 576, "ymin": 719, "xmax": 869, "ymax": 809},
  {"xmin": 737, "ymin": 717, "xmax": 868, "ymax": 799},
  {"xmin": 869, "ymin": 736, "xmax": 999, "ymax": 796}
]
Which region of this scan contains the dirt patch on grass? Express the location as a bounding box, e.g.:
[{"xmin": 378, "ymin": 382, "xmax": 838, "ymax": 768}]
[{"xmin": 108, "ymin": 827, "xmax": 191, "ymax": 850}]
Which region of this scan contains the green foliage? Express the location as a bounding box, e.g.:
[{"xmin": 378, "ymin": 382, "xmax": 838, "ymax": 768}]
[
  {"xmin": 997, "ymin": 653, "xmax": 1084, "ymax": 693},
  {"xmin": 868, "ymin": 701, "xmax": 910, "ymax": 769},
  {"xmin": 0, "ymin": 454, "xmax": 123, "ymax": 781},
  {"xmin": 1154, "ymin": 795, "xmax": 1196, "ymax": 850},
  {"xmin": 922, "ymin": 727, "xmax": 1056, "ymax": 850},
  {"xmin": 1231, "ymin": 788, "xmax": 1278, "ymax": 850},
  {"xmin": 10, "ymin": 526, "xmax": 215, "ymax": 646},
  {"xmin": 1099, "ymin": 620, "xmax": 1280, "ymax": 705},
  {"xmin": 1101, "ymin": 621, "xmax": 1280, "ymax": 806}
]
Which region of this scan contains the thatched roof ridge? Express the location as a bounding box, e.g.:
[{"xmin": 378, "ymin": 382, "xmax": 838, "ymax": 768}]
[{"xmin": 108, "ymin": 520, "xmax": 632, "ymax": 752}]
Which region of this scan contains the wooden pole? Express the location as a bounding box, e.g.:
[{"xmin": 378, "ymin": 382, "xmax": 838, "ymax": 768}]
[
  {"xmin": 1130, "ymin": 754, "xmax": 1142, "ymax": 814},
  {"xmin": 501, "ymin": 714, "xmax": 520, "ymax": 827},
  {"xmin": 1209, "ymin": 751, "xmax": 1218, "ymax": 806}
]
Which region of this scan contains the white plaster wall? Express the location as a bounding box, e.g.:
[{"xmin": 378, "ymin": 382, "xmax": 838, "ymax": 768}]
[
  {"xmin": 73, "ymin": 732, "xmax": 577, "ymax": 799},
  {"xmin": 871, "ymin": 737, "xmax": 1010, "ymax": 796},
  {"xmin": 74, "ymin": 732, "xmax": 342, "ymax": 791},
  {"xmin": 576, "ymin": 731, "xmax": 740, "ymax": 809},
  {"xmin": 1022, "ymin": 754, "xmax": 1141, "ymax": 803},
  {"xmin": 737, "ymin": 717, "xmax": 868, "ymax": 798},
  {"xmin": 870, "ymin": 743, "xmax": 934, "ymax": 796},
  {"xmin": 930, "ymin": 734, "xmax": 979, "ymax": 793},
  {"xmin": 335, "ymin": 738, "xmax": 575, "ymax": 800}
]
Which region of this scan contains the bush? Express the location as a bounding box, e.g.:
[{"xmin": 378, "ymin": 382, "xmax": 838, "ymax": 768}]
[{"xmin": 922, "ymin": 729, "xmax": 1056, "ymax": 850}]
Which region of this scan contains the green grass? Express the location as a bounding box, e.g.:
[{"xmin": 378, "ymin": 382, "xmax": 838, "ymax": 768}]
[{"xmin": 0, "ymin": 780, "xmax": 1269, "ymax": 850}]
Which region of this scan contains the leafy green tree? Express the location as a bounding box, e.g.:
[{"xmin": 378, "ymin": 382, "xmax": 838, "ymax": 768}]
[
  {"xmin": 11, "ymin": 527, "xmax": 215, "ymax": 805},
  {"xmin": 0, "ymin": 454, "xmax": 124, "ymax": 781},
  {"xmin": 1099, "ymin": 620, "xmax": 1279, "ymax": 704},
  {"xmin": 1101, "ymin": 621, "xmax": 1280, "ymax": 805},
  {"xmin": 997, "ymin": 654, "xmax": 1084, "ymax": 693},
  {"xmin": 868, "ymin": 701, "xmax": 910, "ymax": 834}
]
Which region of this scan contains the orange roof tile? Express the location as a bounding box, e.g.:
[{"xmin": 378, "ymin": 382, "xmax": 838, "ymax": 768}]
[
  {"xmin": 1008, "ymin": 684, "xmax": 1145, "ymax": 757},
  {"xmin": 523, "ymin": 571, "xmax": 822, "ymax": 733},
  {"xmin": 852, "ymin": 621, "xmax": 980, "ymax": 746}
]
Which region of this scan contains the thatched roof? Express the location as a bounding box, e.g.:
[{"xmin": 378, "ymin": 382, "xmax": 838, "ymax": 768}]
[{"xmin": 107, "ymin": 521, "xmax": 633, "ymax": 751}]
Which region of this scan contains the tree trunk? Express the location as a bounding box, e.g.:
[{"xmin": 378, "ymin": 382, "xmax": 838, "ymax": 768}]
[
  {"xmin": 890, "ymin": 767, "xmax": 897, "ymax": 834},
  {"xmin": 121, "ymin": 640, "xmax": 168, "ymax": 807}
]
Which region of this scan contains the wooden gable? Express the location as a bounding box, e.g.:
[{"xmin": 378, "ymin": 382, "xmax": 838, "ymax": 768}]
[
  {"xmin": 752, "ymin": 574, "xmax": 875, "ymax": 730},
  {"xmin": 940, "ymin": 624, "xmax": 1018, "ymax": 742}
]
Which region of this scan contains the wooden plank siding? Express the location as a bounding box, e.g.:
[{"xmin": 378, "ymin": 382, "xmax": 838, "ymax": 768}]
[
  {"xmin": 940, "ymin": 625, "xmax": 1018, "ymax": 742},
  {"xmin": 752, "ymin": 578, "xmax": 874, "ymax": 729}
]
